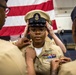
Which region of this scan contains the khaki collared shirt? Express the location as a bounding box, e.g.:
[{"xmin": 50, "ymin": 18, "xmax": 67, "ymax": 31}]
[
  {"xmin": 0, "ymin": 39, "xmax": 27, "ymax": 75},
  {"xmin": 21, "ymin": 37, "xmax": 64, "ymax": 75}
]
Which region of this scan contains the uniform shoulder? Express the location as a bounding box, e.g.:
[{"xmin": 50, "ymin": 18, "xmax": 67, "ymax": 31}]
[
  {"xmin": 58, "ymin": 60, "xmax": 76, "ymax": 75},
  {"xmin": 48, "ymin": 41, "xmax": 61, "ymax": 51},
  {"xmin": 0, "ymin": 39, "xmax": 19, "ymax": 53}
]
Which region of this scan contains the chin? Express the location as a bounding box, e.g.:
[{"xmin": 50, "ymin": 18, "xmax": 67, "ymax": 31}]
[
  {"xmin": 35, "ymin": 40, "xmax": 42, "ymax": 43},
  {"xmin": 35, "ymin": 41, "xmax": 41, "ymax": 43}
]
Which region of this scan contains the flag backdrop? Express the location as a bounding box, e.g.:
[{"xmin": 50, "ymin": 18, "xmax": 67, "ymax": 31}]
[{"xmin": 0, "ymin": 0, "xmax": 57, "ymax": 36}]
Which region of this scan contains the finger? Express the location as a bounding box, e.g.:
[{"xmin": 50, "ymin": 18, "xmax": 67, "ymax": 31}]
[
  {"xmin": 55, "ymin": 59, "xmax": 60, "ymax": 62},
  {"xmin": 24, "ymin": 41, "xmax": 31, "ymax": 45},
  {"xmin": 22, "ymin": 37, "xmax": 30, "ymax": 41},
  {"xmin": 60, "ymin": 57, "xmax": 71, "ymax": 61},
  {"xmin": 46, "ymin": 21, "xmax": 48, "ymax": 26},
  {"xmin": 46, "ymin": 21, "xmax": 50, "ymax": 28},
  {"xmin": 52, "ymin": 59, "xmax": 59, "ymax": 63}
]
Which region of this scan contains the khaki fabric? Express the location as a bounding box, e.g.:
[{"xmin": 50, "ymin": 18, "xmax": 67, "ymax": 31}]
[
  {"xmin": 58, "ymin": 60, "xmax": 76, "ymax": 75},
  {"xmin": 0, "ymin": 39, "xmax": 27, "ymax": 75},
  {"xmin": 21, "ymin": 37, "xmax": 64, "ymax": 75},
  {"xmin": 24, "ymin": 10, "xmax": 51, "ymax": 24},
  {"xmin": 45, "ymin": 36, "xmax": 56, "ymax": 44}
]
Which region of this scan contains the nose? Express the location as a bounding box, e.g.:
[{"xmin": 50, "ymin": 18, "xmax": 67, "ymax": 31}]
[{"xmin": 35, "ymin": 30, "xmax": 41, "ymax": 35}]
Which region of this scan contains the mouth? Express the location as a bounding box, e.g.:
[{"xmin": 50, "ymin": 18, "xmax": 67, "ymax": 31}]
[{"xmin": 35, "ymin": 37, "xmax": 41, "ymax": 40}]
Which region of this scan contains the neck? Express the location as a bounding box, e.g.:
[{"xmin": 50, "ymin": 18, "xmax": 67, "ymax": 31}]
[{"xmin": 33, "ymin": 41, "xmax": 45, "ymax": 48}]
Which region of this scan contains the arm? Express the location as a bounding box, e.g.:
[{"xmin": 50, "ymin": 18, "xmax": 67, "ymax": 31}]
[
  {"xmin": 26, "ymin": 59, "xmax": 36, "ymax": 75},
  {"xmin": 51, "ymin": 57, "xmax": 71, "ymax": 75},
  {"xmin": 46, "ymin": 22, "xmax": 66, "ymax": 53},
  {"xmin": 12, "ymin": 22, "xmax": 30, "ymax": 49},
  {"xmin": 51, "ymin": 34, "xmax": 66, "ymax": 53},
  {"xmin": 22, "ymin": 21, "xmax": 29, "ymax": 37},
  {"xmin": 25, "ymin": 47, "xmax": 36, "ymax": 75},
  {"xmin": 12, "ymin": 21, "xmax": 30, "ymax": 49},
  {"xmin": 51, "ymin": 59, "xmax": 60, "ymax": 75},
  {"xmin": 59, "ymin": 56, "xmax": 71, "ymax": 65},
  {"xmin": 12, "ymin": 37, "xmax": 31, "ymax": 49}
]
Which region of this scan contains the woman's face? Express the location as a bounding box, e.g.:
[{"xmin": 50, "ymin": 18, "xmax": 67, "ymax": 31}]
[{"xmin": 29, "ymin": 26, "xmax": 46, "ymax": 43}]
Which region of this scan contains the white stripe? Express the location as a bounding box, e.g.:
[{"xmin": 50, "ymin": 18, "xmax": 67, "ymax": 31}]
[
  {"xmin": 4, "ymin": 10, "xmax": 55, "ymax": 27},
  {"xmin": 4, "ymin": 16, "xmax": 26, "ymax": 27},
  {"xmin": 46, "ymin": 10, "xmax": 55, "ymax": 20},
  {"xmin": 7, "ymin": 0, "xmax": 49, "ymax": 6}
]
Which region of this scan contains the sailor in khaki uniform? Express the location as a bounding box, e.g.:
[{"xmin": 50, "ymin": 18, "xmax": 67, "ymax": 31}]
[
  {"xmin": 58, "ymin": 6, "xmax": 76, "ymax": 75},
  {"xmin": 0, "ymin": 39, "xmax": 27, "ymax": 75},
  {"xmin": 0, "ymin": 0, "xmax": 38, "ymax": 75},
  {"xmin": 0, "ymin": 0, "xmax": 28, "ymax": 74},
  {"xmin": 50, "ymin": 6, "xmax": 76, "ymax": 75},
  {"xmin": 23, "ymin": 39, "xmax": 64, "ymax": 75},
  {"xmin": 21, "ymin": 10, "xmax": 64, "ymax": 75}
]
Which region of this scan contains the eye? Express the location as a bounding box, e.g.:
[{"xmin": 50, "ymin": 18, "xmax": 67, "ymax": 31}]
[
  {"xmin": 39, "ymin": 28, "xmax": 44, "ymax": 31},
  {"xmin": 31, "ymin": 28, "xmax": 36, "ymax": 32},
  {"xmin": 39, "ymin": 27, "xmax": 46, "ymax": 31}
]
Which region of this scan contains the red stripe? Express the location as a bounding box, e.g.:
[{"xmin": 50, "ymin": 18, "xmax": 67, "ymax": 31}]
[
  {"xmin": 0, "ymin": 26, "xmax": 25, "ymax": 36},
  {"xmin": 8, "ymin": 0, "xmax": 53, "ymax": 16},
  {"xmin": 52, "ymin": 20, "xmax": 57, "ymax": 30},
  {"xmin": 0, "ymin": 0, "xmax": 57, "ymax": 36},
  {"xmin": 0, "ymin": 20, "xmax": 57, "ymax": 36}
]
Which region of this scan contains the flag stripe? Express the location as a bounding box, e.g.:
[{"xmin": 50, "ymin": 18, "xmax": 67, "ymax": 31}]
[
  {"xmin": 0, "ymin": 20, "xmax": 57, "ymax": 36},
  {"xmin": 0, "ymin": 26, "xmax": 25, "ymax": 36},
  {"xmin": 7, "ymin": 0, "xmax": 50, "ymax": 6},
  {"xmin": 52, "ymin": 20, "xmax": 57, "ymax": 30},
  {"xmin": 0, "ymin": 0, "xmax": 57, "ymax": 36},
  {"xmin": 8, "ymin": 0, "xmax": 53, "ymax": 16},
  {"xmin": 4, "ymin": 10, "xmax": 55, "ymax": 27}
]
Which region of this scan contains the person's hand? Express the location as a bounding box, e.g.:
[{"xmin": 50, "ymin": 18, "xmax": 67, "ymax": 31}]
[
  {"xmin": 46, "ymin": 21, "xmax": 54, "ymax": 36},
  {"xmin": 23, "ymin": 21, "xmax": 29, "ymax": 37},
  {"xmin": 51, "ymin": 58, "xmax": 60, "ymax": 75},
  {"xmin": 59, "ymin": 56, "xmax": 71, "ymax": 64},
  {"xmin": 25, "ymin": 47, "xmax": 36, "ymax": 61},
  {"xmin": 15, "ymin": 37, "xmax": 31, "ymax": 49},
  {"xmin": 51, "ymin": 58, "xmax": 60, "ymax": 71}
]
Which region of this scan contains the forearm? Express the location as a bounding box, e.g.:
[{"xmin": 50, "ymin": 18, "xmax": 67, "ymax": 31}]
[
  {"xmin": 26, "ymin": 59, "xmax": 36, "ymax": 75},
  {"xmin": 46, "ymin": 22, "xmax": 66, "ymax": 52},
  {"xmin": 51, "ymin": 70, "xmax": 58, "ymax": 75},
  {"xmin": 50, "ymin": 33, "xmax": 66, "ymax": 53}
]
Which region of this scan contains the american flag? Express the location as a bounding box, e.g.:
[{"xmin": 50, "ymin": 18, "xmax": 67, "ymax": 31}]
[{"xmin": 0, "ymin": 0, "xmax": 57, "ymax": 36}]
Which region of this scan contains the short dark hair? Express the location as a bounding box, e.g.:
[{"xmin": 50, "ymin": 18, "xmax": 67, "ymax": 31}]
[{"xmin": 71, "ymin": 6, "xmax": 76, "ymax": 22}]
